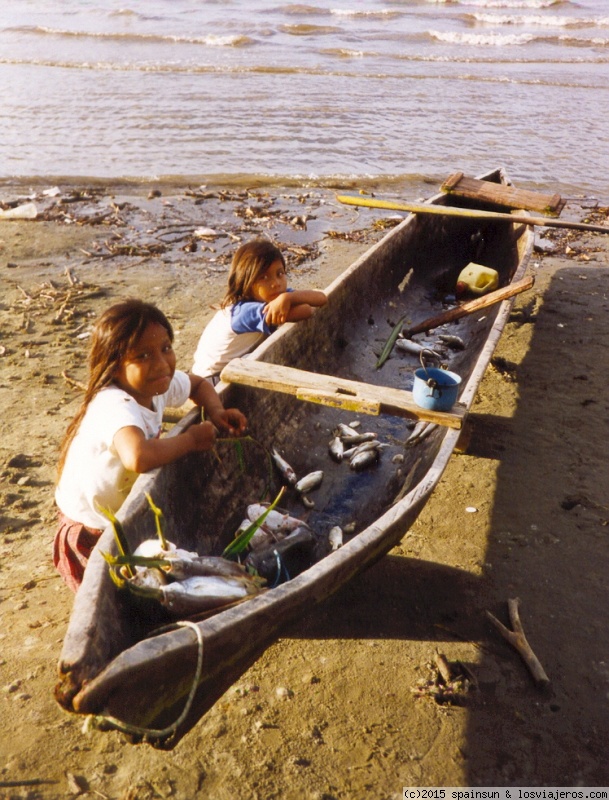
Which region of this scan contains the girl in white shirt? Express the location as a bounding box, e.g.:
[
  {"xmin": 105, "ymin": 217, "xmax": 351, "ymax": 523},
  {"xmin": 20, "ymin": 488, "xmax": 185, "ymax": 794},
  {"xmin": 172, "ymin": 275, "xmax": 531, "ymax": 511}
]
[{"xmin": 54, "ymin": 299, "xmax": 247, "ymax": 592}]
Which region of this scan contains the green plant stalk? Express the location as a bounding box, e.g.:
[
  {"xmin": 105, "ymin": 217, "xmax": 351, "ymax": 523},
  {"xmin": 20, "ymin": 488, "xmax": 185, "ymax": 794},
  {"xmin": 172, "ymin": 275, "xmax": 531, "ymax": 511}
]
[
  {"xmin": 96, "ymin": 503, "xmax": 134, "ymax": 578},
  {"xmin": 145, "ymin": 492, "xmax": 168, "ymax": 549}
]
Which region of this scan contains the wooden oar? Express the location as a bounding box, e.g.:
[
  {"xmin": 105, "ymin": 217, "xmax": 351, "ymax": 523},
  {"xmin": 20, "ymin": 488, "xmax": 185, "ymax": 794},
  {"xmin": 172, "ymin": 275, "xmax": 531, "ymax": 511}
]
[
  {"xmin": 402, "ymin": 276, "xmax": 534, "ymax": 337},
  {"xmin": 336, "ymin": 194, "xmax": 609, "ymax": 235}
]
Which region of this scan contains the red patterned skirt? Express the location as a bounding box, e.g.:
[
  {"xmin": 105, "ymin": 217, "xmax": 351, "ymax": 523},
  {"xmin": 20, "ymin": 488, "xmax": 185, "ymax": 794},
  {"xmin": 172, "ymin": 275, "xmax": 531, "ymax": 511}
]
[{"xmin": 53, "ymin": 513, "xmax": 103, "ymax": 593}]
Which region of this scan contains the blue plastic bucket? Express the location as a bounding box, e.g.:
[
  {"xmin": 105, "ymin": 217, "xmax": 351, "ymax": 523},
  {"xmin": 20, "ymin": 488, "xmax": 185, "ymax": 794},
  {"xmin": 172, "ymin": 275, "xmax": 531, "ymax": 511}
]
[{"xmin": 413, "ymin": 367, "xmax": 461, "ymax": 411}]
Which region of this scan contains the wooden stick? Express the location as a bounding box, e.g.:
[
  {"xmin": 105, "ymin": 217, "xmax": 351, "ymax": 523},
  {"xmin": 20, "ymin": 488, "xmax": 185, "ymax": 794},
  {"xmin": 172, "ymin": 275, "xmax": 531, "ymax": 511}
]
[
  {"xmin": 486, "ymin": 598, "xmax": 550, "ymax": 689},
  {"xmin": 402, "ymin": 276, "xmax": 534, "ymax": 337},
  {"xmin": 336, "ymin": 194, "xmax": 609, "ymax": 235},
  {"xmin": 61, "ymin": 370, "xmax": 87, "ymax": 392}
]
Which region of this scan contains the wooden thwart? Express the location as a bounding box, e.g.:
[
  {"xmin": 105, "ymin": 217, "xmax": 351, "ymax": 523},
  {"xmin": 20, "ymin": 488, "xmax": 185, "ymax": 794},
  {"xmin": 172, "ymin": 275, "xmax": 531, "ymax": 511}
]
[
  {"xmin": 220, "ymin": 358, "xmax": 466, "ymax": 428},
  {"xmin": 442, "ymin": 172, "xmax": 565, "ymax": 217}
]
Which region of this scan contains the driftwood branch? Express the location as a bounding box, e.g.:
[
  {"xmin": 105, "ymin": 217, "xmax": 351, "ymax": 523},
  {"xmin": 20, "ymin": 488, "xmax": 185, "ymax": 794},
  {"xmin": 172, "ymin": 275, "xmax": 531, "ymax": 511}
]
[{"xmin": 486, "ymin": 597, "xmax": 550, "ymax": 689}]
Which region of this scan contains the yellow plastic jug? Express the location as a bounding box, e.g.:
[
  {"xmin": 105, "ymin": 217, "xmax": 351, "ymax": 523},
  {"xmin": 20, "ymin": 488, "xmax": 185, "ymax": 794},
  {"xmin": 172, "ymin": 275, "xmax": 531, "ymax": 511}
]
[{"xmin": 456, "ymin": 263, "xmax": 499, "ymax": 297}]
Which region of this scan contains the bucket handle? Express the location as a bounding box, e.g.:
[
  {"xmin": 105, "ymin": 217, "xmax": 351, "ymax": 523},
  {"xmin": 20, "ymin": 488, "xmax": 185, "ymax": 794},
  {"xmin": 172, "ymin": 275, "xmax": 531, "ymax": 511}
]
[{"xmin": 419, "ymin": 349, "xmax": 448, "ymax": 390}]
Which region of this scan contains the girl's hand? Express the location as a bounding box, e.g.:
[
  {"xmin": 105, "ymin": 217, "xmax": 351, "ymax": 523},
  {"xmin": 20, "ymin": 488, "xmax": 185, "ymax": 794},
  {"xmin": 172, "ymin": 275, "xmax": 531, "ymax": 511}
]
[
  {"xmin": 207, "ymin": 408, "xmax": 247, "ymax": 437},
  {"xmin": 186, "ymin": 420, "xmax": 218, "ymax": 451},
  {"xmin": 263, "ymin": 294, "xmax": 292, "ymax": 326}
]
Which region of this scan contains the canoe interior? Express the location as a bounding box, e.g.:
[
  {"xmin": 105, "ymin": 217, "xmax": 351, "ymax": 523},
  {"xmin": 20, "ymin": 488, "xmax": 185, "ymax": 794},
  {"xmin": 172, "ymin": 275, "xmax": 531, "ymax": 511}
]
[{"xmin": 56, "ymin": 168, "xmax": 534, "ymax": 745}]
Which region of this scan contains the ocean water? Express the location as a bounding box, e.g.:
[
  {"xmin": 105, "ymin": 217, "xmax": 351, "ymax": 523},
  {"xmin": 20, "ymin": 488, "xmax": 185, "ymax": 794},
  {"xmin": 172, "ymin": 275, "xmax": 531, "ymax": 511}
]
[{"xmin": 1, "ymin": 0, "xmax": 608, "ymax": 197}]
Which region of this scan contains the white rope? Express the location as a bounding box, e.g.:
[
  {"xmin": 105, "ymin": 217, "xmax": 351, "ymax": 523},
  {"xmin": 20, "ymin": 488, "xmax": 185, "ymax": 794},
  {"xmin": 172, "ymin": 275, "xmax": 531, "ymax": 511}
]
[{"xmin": 84, "ymin": 620, "xmax": 204, "ymax": 744}]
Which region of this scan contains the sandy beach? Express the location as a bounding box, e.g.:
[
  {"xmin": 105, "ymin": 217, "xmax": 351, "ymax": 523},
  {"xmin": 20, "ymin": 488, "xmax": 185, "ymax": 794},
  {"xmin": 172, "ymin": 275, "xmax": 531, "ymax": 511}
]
[{"xmin": 1, "ymin": 181, "xmax": 609, "ymax": 798}]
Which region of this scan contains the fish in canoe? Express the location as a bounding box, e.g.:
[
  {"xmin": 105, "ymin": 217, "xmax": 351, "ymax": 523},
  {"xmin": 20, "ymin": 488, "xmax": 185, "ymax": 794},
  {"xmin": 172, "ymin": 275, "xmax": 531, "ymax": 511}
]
[{"xmin": 55, "ymin": 167, "xmax": 534, "ymax": 747}]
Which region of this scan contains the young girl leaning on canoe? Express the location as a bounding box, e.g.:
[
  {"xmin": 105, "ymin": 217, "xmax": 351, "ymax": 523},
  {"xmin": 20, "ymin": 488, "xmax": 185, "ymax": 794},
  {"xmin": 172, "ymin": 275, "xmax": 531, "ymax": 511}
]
[
  {"xmin": 191, "ymin": 238, "xmax": 327, "ymax": 381},
  {"xmin": 54, "ymin": 299, "xmax": 247, "ymax": 592}
]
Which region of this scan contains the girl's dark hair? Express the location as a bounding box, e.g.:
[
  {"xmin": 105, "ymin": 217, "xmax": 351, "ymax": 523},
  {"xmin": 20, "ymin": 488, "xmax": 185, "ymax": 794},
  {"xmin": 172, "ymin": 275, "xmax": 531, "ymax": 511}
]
[
  {"xmin": 221, "ymin": 238, "xmax": 285, "ymax": 308},
  {"xmin": 57, "ymin": 299, "xmax": 173, "ymax": 478}
]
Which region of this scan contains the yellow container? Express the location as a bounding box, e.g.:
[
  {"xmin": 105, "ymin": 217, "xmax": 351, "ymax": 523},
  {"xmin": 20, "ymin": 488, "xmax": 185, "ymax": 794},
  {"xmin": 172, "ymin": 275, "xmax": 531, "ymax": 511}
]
[{"xmin": 456, "ymin": 263, "xmax": 499, "ymax": 296}]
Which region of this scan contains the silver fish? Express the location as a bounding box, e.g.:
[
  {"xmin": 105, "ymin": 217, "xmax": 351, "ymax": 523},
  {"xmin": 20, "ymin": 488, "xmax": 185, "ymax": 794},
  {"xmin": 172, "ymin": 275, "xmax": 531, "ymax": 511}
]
[
  {"xmin": 341, "ymin": 431, "xmax": 377, "ymax": 446},
  {"xmin": 166, "ymin": 555, "xmax": 252, "ymax": 581},
  {"xmin": 328, "ymin": 526, "xmax": 343, "ymax": 551},
  {"xmin": 438, "ymin": 334, "xmax": 465, "ymax": 350},
  {"xmin": 348, "ymin": 440, "xmax": 382, "ymax": 459},
  {"xmin": 350, "ymin": 448, "xmax": 379, "ymax": 471},
  {"xmin": 295, "ymin": 470, "xmax": 324, "ymax": 494},
  {"xmin": 133, "ymin": 538, "xmax": 198, "ymax": 561},
  {"xmin": 271, "ymin": 448, "xmax": 298, "ymax": 486},
  {"xmin": 248, "ymin": 527, "xmax": 284, "ymax": 552},
  {"xmin": 336, "ymin": 422, "xmax": 360, "ymax": 438},
  {"xmin": 406, "ymin": 421, "xmax": 438, "ymax": 446},
  {"xmin": 328, "ymin": 435, "xmax": 344, "ymax": 463},
  {"xmin": 395, "ymin": 338, "xmax": 441, "ymax": 356},
  {"xmin": 154, "ymin": 574, "xmax": 262, "ymax": 614},
  {"xmin": 246, "ymin": 505, "xmax": 304, "ymax": 536},
  {"xmin": 129, "ymin": 566, "xmax": 167, "ymax": 589}
]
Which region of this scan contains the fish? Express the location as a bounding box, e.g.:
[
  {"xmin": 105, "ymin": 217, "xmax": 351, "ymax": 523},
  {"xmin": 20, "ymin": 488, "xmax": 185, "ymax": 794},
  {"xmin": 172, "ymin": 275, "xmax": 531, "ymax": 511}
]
[
  {"xmin": 328, "ymin": 435, "xmax": 344, "ymax": 463},
  {"xmin": 350, "ymin": 448, "xmax": 379, "ymax": 471},
  {"xmin": 139, "ymin": 574, "xmax": 264, "ymax": 615},
  {"xmin": 346, "ymin": 440, "xmax": 382, "ymax": 460},
  {"xmin": 271, "ymin": 448, "xmax": 298, "ymax": 486},
  {"xmin": 133, "ymin": 538, "xmax": 198, "ymax": 561},
  {"xmin": 328, "ymin": 526, "xmax": 343, "ymax": 551},
  {"xmin": 248, "ymin": 527, "xmax": 285, "ymax": 552},
  {"xmin": 246, "ymin": 505, "xmax": 305, "ymax": 536},
  {"xmin": 128, "ymin": 566, "xmax": 167, "ymax": 589},
  {"xmin": 437, "ymin": 334, "xmax": 465, "ymax": 350},
  {"xmin": 163, "ymin": 556, "xmax": 252, "ymax": 581},
  {"xmin": 406, "ymin": 421, "xmax": 438, "ymax": 446},
  {"xmin": 336, "ymin": 422, "xmax": 360, "ymax": 438},
  {"xmin": 295, "ymin": 470, "xmax": 324, "ymax": 494},
  {"xmin": 340, "ymin": 432, "xmax": 377, "ymax": 446},
  {"xmin": 395, "ymin": 338, "xmax": 442, "ymax": 357}
]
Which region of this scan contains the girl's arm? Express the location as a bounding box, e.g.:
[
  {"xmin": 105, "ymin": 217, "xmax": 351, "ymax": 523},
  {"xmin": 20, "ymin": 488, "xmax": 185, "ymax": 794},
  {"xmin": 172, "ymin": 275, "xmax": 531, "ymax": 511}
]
[
  {"xmin": 264, "ymin": 290, "xmax": 326, "ymax": 326},
  {"xmin": 188, "ymin": 373, "xmax": 247, "ymax": 436},
  {"xmin": 113, "ymin": 375, "xmax": 247, "ymax": 474},
  {"xmin": 113, "ymin": 421, "xmax": 218, "ymax": 474},
  {"xmin": 286, "ymin": 289, "xmax": 327, "ymax": 309}
]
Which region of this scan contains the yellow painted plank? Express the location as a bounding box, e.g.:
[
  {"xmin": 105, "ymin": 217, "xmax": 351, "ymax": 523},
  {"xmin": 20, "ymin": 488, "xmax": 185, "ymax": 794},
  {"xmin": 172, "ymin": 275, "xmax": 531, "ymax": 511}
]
[{"xmin": 220, "ymin": 358, "xmax": 466, "ymax": 428}]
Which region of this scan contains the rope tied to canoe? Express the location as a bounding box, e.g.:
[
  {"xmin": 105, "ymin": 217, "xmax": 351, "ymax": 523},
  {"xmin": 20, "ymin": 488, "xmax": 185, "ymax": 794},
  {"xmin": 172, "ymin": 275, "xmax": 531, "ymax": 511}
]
[{"xmin": 83, "ymin": 620, "xmax": 204, "ymax": 744}]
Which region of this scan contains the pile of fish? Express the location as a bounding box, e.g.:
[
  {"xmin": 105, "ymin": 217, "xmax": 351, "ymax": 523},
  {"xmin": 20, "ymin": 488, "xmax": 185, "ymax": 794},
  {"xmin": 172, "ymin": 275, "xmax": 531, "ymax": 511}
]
[
  {"xmin": 327, "ymin": 421, "xmax": 388, "ymax": 471},
  {"xmin": 101, "ymin": 499, "xmax": 265, "ymax": 617},
  {"xmin": 233, "ymin": 502, "xmax": 322, "ymax": 586}
]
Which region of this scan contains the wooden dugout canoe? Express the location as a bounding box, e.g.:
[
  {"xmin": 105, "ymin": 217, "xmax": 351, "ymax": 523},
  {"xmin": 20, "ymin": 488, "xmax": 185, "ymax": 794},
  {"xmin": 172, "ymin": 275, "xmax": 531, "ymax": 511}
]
[{"xmin": 55, "ymin": 167, "xmax": 534, "ymax": 747}]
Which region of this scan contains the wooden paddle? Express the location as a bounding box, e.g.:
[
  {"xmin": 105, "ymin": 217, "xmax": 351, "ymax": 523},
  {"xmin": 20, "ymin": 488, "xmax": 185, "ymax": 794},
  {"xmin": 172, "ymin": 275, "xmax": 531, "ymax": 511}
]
[
  {"xmin": 336, "ymin": 194, "xmax": 609, "ymax": 235},
  {"xmin": 402, "ymin": 276, "xmax": 535, "ymax": 337}
]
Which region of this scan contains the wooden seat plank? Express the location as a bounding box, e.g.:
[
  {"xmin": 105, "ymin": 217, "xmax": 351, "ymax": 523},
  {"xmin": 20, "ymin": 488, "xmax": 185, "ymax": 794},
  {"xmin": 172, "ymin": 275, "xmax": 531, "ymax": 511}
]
[
  {"xmin": 441, "ymin": 172, "xmax": 565, "ymax": 217},
  {"xmin": 220, "ymin": 358, "xmax": 466, "ymax": 428}
]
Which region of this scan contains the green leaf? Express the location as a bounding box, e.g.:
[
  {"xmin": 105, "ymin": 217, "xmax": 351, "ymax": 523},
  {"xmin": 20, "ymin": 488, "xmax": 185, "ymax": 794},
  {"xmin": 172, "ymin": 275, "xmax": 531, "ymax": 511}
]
[{"xmin": 375, "ymin": 314, "xmax": 407, "ymax": 369}]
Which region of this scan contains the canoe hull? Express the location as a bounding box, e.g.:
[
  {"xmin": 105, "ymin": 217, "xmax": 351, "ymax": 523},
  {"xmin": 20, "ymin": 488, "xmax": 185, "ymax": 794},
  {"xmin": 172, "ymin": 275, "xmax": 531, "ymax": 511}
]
[{"xmin": 56, "ymin": 168, "xmax": 534, "ymax": 746}]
